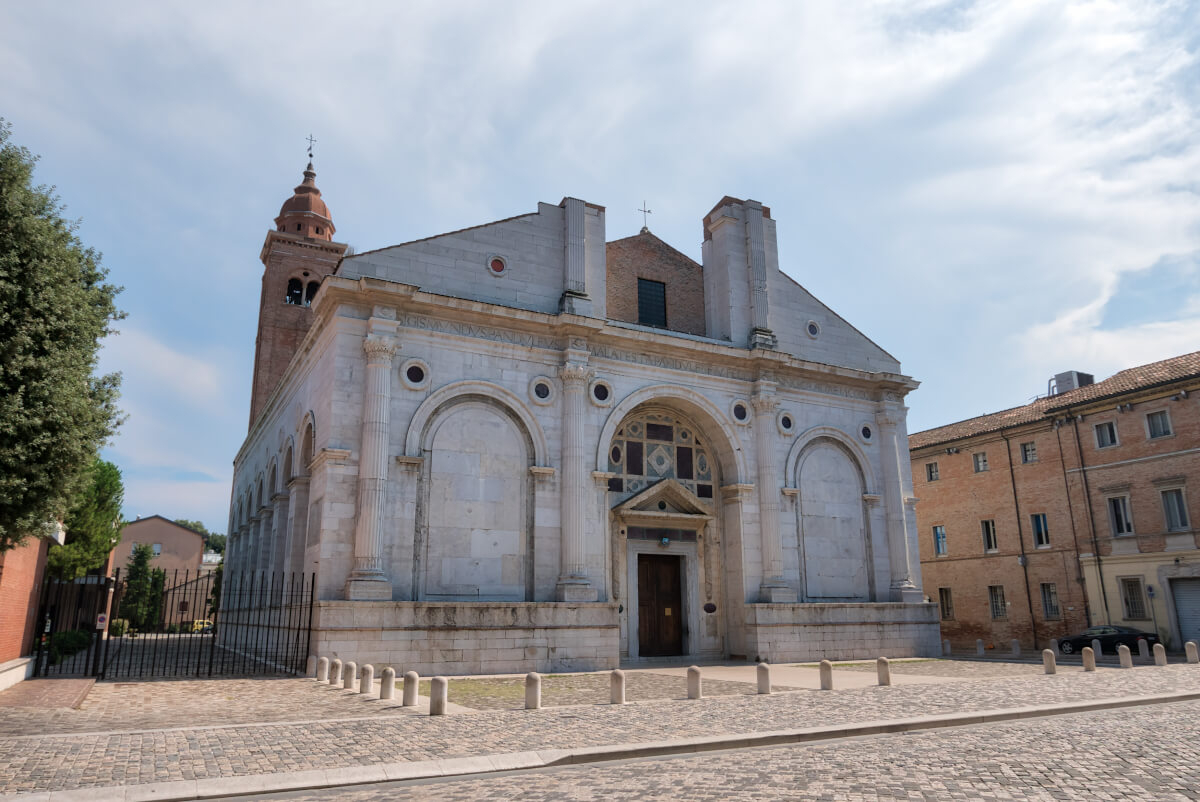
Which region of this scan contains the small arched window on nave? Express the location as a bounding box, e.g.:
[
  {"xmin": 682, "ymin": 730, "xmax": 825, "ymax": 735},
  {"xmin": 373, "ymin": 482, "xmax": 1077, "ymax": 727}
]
[
  {"xmin": 285, "ymin": 278, "xmax": 304, "ymax": 305},
  {"xmin": 305, "ymin": 281, "xmax": 320, "ymax": 306}
]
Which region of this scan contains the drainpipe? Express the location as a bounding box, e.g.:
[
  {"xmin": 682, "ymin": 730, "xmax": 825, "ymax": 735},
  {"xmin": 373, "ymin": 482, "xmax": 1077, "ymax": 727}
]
[
  {"xmin": 1053, "ymin": 421, "xmax": 1091, "ymax": 626},
  {"xmin": 1002, "ymin": 432, "xmax": 1039, "ymax": 650},
  {"xmin": 1071, "ymin": 414, "xmax": 1111, "ymax": 623}
]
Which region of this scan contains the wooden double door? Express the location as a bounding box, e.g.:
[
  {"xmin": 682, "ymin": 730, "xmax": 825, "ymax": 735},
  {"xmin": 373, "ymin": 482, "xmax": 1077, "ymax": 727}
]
[{"xmin": 637, "ymin": 554, "xmax": 684, "ymax": 657}]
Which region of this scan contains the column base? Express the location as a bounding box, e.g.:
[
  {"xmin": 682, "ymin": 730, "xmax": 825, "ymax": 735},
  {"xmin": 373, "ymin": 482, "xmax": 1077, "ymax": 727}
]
[
  {"xmin": 345, "ymin": 577, "xmax": 393, "ymax": 601},
  {"xmin": 748, "ymin": 328, "xmax": 777, "ymax": 350},
  {"xmin": 559, "ymin": 291, "xmax": 593, "ymax": 317},
  {"xmin": 891, "ymin": 584, "xmax": 925, "ymax": 604},
  {"xmin": 556, "ymin": 578, "xmax": 598, "ymax": 602},
  {"xmin": 760, "ymin": 582, "xmax": 798, "ymax": 603}
]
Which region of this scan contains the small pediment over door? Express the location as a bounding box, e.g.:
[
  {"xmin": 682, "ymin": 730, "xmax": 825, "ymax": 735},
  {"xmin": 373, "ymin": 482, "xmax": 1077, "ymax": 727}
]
[{"xmin": 614, "ymin": 479, "xmax": 714, "ymax": 528}]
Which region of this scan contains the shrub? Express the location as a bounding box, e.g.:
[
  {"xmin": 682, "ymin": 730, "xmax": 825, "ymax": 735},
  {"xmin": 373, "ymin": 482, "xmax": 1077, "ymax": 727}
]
[
  {"xmin": 107, "ymin": 618, "xmax": 127, "ymax": 637},
  {"xmin": 49, "ymin": 629, "xmax": 92, "ymax": 664}
]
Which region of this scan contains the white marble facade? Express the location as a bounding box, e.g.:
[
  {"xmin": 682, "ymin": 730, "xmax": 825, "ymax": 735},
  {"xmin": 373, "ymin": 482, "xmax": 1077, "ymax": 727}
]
[{"xmin": 227, "ymin": 196, "xmax": 939, "ymax": 673}]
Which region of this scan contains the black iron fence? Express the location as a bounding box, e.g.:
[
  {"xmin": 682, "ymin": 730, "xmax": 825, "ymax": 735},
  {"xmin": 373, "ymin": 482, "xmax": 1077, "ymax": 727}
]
[{"xmin": 32, "ymin": 569, "xmax": 315, "ymax": 680}]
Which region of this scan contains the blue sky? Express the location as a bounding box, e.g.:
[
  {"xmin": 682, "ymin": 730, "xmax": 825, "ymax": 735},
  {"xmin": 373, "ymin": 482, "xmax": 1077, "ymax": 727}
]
[{"xmin": 2, "ymin": 1, "xmax": 1198, "ymax": 533}]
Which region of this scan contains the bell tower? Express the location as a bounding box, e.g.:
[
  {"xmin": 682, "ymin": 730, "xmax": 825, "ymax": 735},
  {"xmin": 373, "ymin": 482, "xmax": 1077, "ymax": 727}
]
[{"xmin": 248, "ymin": 155, "xmax": 347, "ymax": 427}]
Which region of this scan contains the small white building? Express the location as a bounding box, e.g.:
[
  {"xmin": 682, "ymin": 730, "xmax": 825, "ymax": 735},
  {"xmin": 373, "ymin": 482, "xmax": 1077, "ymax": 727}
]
[{"xmin": 227, "ymin": 164, "xmax": 938, "ymax": 674}]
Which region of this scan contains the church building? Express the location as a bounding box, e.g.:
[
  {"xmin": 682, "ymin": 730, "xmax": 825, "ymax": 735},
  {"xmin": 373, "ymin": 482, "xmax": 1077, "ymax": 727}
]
[{"xmin": 226, "ymin": 159, "xmax": 939, "ymax": 674}]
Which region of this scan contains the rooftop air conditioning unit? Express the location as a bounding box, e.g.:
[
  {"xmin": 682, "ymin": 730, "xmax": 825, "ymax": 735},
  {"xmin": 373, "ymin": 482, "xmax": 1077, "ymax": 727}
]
[{"xmin": 1050, "ymin": 371, "xmax": 1095, "ymax": 396}]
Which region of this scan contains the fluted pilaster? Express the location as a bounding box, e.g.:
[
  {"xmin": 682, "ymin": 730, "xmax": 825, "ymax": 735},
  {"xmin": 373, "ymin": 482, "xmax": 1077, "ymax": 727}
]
[
  {"xmin": 557, "ymin": 358, "xmax": 597, "ymax": 601},
  {"xmin": 878, "ymin": 404, "xmax": 921, "ymax": 602},
  {"xmin": 752, "ymin": 382, "xmax": 795, "ymax": 601}
]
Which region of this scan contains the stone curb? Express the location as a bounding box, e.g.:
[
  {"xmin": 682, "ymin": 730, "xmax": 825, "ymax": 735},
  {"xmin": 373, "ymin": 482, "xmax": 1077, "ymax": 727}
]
[{"xmin": 9, "ymin": 690, "xmax": 1200, "ymax": 801}]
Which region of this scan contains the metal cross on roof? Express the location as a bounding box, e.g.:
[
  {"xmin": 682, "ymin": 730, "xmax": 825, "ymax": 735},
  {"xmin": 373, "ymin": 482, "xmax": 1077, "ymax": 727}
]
[
  {"xmin": 306, "ymin": 134, "xmax": 317, "ymax": 158},
  {"xmin": 638, "ymin": 201, "xmax": 652, "ymax": 230}
]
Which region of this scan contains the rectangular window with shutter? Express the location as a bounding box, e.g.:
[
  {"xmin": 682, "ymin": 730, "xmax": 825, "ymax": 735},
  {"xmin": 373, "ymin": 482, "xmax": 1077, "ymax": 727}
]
[
  {"xmin": 637, "ymin": 278, "xmax": 667, "ymax": 328},
  {"xmin": 988, "ymin": 585, "xmax": 1007, "ymax": 620},
  {"xmin": 1120, "ymin": 577, "xmax": 1148, "ymax": 620}
]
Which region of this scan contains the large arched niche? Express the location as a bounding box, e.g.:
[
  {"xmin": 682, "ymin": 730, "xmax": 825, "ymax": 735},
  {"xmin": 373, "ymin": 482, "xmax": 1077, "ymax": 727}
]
[
  {"xmin": 792, "ymin": 435, "xmax": 874, "ymax": 602},
  {"xmin": 405, "ymin": 380, "xmax": 548, "ymax": 466},
  {"xmin": 412, "ymin": 394, "xmax": 537, "ymax": 602}
]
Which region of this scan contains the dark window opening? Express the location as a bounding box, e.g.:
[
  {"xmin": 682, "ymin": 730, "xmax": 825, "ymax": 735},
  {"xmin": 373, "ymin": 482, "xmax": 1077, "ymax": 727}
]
[
  {"xmin": 607, "ymin": 478, "xmax": 623, "ymax": 492},
  {"xmin": 610, "ymin": 446, "xmax": 622, "ymax": 464},
  {"xmin": 677, "ymin": 446, "xmax": 694, "ymax": 480},
  {"xmin": 697, "ymin": 484, "xmax": 713, "ymax": 499},
  {"xmin": 285, "ymin": 278, "xmax": 304, "ymax": 305},
  {"xmin": 861, "ymin": 426, "xmax": 872, "ymax": 440},
  {"xmin": 315, "ymin": 227, "xmax": 322, "ymax": 234},
  {"xmin": 733, "ymin": 403, "xmax": 748, "ymax": 421},
  {"xmin": 305, "ymin": 281, "xmax": 319, "ymax": 306},
  {"xmin": 626, "ymin": 441, "xmax": 644, "ymax": 475},
  {"xmin": 646, "ymin": 423, "xmax": 673, "ymax": 441},
  {"xmin": 637, "ymin": 278, "xmax": 667, "ymax": 328},
  {"xmin": 534, "ymin": 382, "xmax": 551, "ymax": 399},
  {"xmin": 593, "ymin": 383, "xmax": 609, "ymax": 402},
  {"xmin": 406, "ymin": 365, "xmax": 425, "ymax": 384},
  {"xmin": 296, "ymin": 223, "xmax": 302, "ymax": 232},
  {"xmin": 781, "ymin": 415, "xmax": 793, "ymax": 430}
]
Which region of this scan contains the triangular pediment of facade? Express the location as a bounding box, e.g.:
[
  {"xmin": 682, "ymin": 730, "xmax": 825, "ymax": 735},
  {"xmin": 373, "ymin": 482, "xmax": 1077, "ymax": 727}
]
[{"xmin": 613, "ymin": 479, "xmax": 713, "ymax": 523}]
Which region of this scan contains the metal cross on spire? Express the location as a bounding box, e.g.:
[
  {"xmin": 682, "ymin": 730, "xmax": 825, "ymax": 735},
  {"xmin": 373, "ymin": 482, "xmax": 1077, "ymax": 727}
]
[
  {"xmin": 637, "ymin": 201, "xmax": 652, "ymax": 231},
  {"xmin": 306, "ymin": 134, "xmax": 317, "ymax": 160}
]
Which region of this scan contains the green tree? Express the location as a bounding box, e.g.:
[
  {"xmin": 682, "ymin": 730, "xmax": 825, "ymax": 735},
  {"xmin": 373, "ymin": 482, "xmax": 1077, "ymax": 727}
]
[
  {"xmin": 46, "ymin": 458, "xmax": 124, "ymax": 579},
  {"xmin": 118, "ymin": 543, "xmax": 164, "ymax": 631},
  {"xmin": 175, "ymin": 519, "xmax": 224, "ymax": 553},
  {"xmin": 0, "ymin": 120, "xmax": 124, "ymax": 552}
]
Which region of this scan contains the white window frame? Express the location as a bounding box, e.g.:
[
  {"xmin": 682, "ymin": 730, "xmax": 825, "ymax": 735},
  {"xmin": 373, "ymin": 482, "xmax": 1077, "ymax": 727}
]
[
  {"xmin": 988, "ymin": 585, "xmax": 1007, "ymax": 620},
  {"xmin": 973, "ymin": 452, "xmax": 989, "ymax": 473},
  {"xmin": 1020, "ymin": 441, "xmax": 1037, "ymax": 464},
  {"xmin": 1162, "ymin": 487, "xmax": 1189, "ymax": 532},
  {"xmin": 1119, "ymin": 576, "xmax": 1148, "ymax": 620},
  {"xmin": 981, "ymin": 519, "xmax": 998, "ymax": 553},
  {"xmin": 1040, "ymin": 582, "xmax": 1061, "ymax": 620},
  {"xmin": 1145, "ymin": 409, "xmax": 1173, "ymax": 439},
  {"xmin": 1094, "ymin": 420, "xmax": 1119, "ymax": 449},
  {"xmin": 1107, "ymin": 495, "xmax": 1134, "ymax": 536},
  {"xmin": 152, "ymin": 543, "xmax": 163, "ymax": 556},
  {"xmin": 1031, "ymin": 513, "xmax": 1050, "ymax": 548},
  {"xmin": 926, "ymin": 462, "xmax": 939, "ymax": 482},
  {"xmin": 933, "ymin": 525, "xmax": 947, "ymax": 556}
]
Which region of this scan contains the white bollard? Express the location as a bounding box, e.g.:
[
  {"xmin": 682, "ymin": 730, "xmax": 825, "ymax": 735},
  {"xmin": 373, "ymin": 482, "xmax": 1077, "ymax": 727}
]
[
  {"xmin": 1187, "ymin": 641, "xmax": 1199, "ymax": 664},
  {"xmin": 687, "ymin": 665, "xmax": 702, "ymax": 699},
  {"xmin": 380, "ymin": 667, "xmax": 396, "ymax": 700},
  {"xmin": 359, "ymin": 664, "xmax": 375, "ymax": 695},
  {"xmin": 316, "ymin": 657, "xmax": 329, "ymax": 683},
  {"xmin": 976, "ymin": 639, "xmax": 985, "ymax": 656},
  {"xmin": 1153, "ymin": 643, "xmax": 1167, "ymax": 666},
  {"xmin": 877, "ymin": 656, "xmax": 891, "ymax": 687},
  {"xmin": 1082, "ymin": 647, "xmax": 1096, "ymax": 672},
  {"xmin": 306, "ymin": 655, "xmax": 318, "ymax": 678},
  {"xmin": 610, "ymin": 669, "xmax": 626, "ymax": 704},
  {"xmin": 343, "ymin": 661, "xmax": 357, "ymax": 691},
  {"xmin": 1138, "ymin": 639, "xmax": 1151, "ymax": 661},
  {"xmin": 819, "ymin": 659, "xmax": 833, "ymax": 690},
  {"xmin": 525, "ymin": 672, "xmax": 541, "ymax": 710},
  {"xmin": 1092, "ymin": 638, "xmax": 1102, "ymax": 657},
  {"xmin": 757, "ymin": 662, "xmax": 771, "ymax": 694},
  {"xmin": 1119, "ymin": 644, "xmax": 1133, "ymax": 669},
  {"xmin": 429, "ymin": 676, "xmax": 447, "ymax": 716},
  {"xmin": 403, "ymin": 670, "xmax": 419, "ymax": 706},
  {"xmin": 1011, "ymin": 639, "xmax": 1021, "ymax": 657},
  {"xmin": 942, "ymin": 638, "xmax": 951, "ymax": 656},
  {"xmin": 1042, "ymin": 649, "xmax": 1056, "ymax": 675},
  {"xmin": 330, "ymin": 658, "xmax": 343, "ymax": 686}
]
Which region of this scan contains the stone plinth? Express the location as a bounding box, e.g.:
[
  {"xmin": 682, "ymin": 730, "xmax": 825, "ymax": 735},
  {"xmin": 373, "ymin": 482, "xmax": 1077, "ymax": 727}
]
[
  {"xmin": 312, "ymin": 600, "xmax": 620, "ymax": 676},
  {"xmin": 743, "ymin": 602, "xmax": 940, "ymax": 663}
]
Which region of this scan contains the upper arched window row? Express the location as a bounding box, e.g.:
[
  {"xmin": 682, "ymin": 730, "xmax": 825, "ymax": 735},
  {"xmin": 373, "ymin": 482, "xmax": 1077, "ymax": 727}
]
[{"xmin": 285, "ymin": 278, "xmax": 321, "ymax": 307}]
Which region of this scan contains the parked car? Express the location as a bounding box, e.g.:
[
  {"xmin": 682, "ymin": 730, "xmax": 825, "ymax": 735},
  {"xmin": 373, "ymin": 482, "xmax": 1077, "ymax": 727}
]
[
  {"xmin": 1057, "ymin": 625, "xmax": 1159, "ymax": 655},
  {"xmin": 191, "ymin": 619, "xmax": 214, "ymax": 634}
]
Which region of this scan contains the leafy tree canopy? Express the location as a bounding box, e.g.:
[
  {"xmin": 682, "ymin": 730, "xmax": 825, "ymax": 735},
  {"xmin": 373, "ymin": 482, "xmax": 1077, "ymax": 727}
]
[
  {"xmin": 175, "ymin": 519, "xmax": 225, "ymax": 553},
  {"xmin": 0, "ymin": 120, "xmax": 124, "ymax": 551},
  {"xmin": 46, "ymin": 458, "xmax": 124, "ymax": 579},
  {"xmin": 119, "ymin": 542, "xmax": 164, "ymax": 631}
]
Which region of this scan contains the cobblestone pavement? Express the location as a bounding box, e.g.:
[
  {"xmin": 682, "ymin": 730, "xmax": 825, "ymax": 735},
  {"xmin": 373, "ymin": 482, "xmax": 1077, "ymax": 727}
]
[
  {"xmin": 261, "ymin": 699, "xmax": 1200, "ymax": 801},
  {"xmin": 416, "ymin": 672, "xmax": 799, "ymax": 710},
  {"xmin": 1, "ymin": 665, "xmax": 1197, "ymax": 793}
]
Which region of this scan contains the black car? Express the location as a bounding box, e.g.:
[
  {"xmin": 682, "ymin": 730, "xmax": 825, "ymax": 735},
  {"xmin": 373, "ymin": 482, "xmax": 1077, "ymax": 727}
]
[{"xmin": 1058, "ymin": 625, "xmax": 1160, "ymax": 655}]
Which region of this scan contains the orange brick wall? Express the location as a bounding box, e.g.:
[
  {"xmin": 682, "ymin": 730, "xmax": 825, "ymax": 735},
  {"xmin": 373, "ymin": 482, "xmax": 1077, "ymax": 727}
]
[
  {"xmin": 605, "ymin": 232, "xmax": 706, "ymax": 336},
  {"xmin": 0, "ymin": 537, "xmax": 49, "ymax": 662},
  {"xmin": 248, "ymin": 234, "xmax": 345, "ymax": 426}
]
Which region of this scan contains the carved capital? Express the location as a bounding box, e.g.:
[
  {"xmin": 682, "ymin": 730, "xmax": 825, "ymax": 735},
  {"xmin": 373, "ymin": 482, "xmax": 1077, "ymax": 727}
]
[
  {"xmin": 750, "ymin": 392, "xmax": 778, "ymax": 415},
  {"xmin": 559, "ymin": 362, "xmax": 592, "ymax": 390},
  {"xmin": 362, "ymin": 334, "xmax": 398, "ymax": 363}
]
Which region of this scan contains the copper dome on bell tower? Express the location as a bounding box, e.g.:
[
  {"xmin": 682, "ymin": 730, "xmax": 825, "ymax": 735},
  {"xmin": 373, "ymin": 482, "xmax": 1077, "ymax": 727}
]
[{"xmin": 274, "ymin": 159, "xmax": 335, "ymax": 241}]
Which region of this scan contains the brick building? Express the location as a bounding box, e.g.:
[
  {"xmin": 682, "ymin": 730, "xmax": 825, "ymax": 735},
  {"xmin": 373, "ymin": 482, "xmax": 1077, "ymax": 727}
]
[
  {"xmin": 224, "ymin": 160, "xmax": 939, "ymax": 676},
  {"xmin": 910, "ymin": 352, "xmax": 1200, "ymax": 651}
]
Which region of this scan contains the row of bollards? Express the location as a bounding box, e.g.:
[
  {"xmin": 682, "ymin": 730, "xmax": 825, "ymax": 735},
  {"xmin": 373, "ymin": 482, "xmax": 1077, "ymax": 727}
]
[
  {"xmin": 313, "ymin": 657, "xmax": 430, "ymax": 709},
  {"xmin": 947, "ymin": 638, "xmax": 1200, "ymax": 665}
]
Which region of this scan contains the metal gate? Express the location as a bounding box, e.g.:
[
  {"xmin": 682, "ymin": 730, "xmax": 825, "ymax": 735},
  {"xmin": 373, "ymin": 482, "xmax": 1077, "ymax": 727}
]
[
  {"xmin": 1172, "ymin": 577, "xmax": 1200, "ymax": 648},
  {"xmin": 32, "ymin": 569, "xmax": 315, "ymax": 680}
]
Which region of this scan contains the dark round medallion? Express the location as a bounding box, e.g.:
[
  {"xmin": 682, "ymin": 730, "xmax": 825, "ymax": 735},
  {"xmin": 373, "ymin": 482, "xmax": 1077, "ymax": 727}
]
[
  {"xmin": 807, "ymin": 322, "xmax": 820, "ymax": 337},
  {"xmin": 534, "ymin": 381, "xmax": 551, "ymax": 399},
  {"xmin": 733, "ymin": 403, "xmax": 748, "ymax": 421},
  {"xmin": 703, "ymin": 602, "xmax": 717, "ymax": 614},
  {"xmin": 406, "ymin": 365, "xmax": 425, "ymax": 384},
  {"xmin": 593, "ymin": 383, "xmax": 609, "ymax": 402},
  {"xmin": 861, "ymin": 425, "xmax": 872, "ymax": 439},
  {"xmin": 781, "ymin": 415, "xmax": 793, "ymax": 430},
  {"xmin": 490, "ymin": 257, "xmax": 506, "ymax": 273}
]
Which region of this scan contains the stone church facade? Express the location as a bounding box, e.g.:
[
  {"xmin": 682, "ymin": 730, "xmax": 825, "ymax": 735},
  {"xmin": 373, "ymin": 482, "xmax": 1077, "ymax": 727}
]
[{"xmin": 226, "ymin": 161, "xmax": 939, "ymax": 674}]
